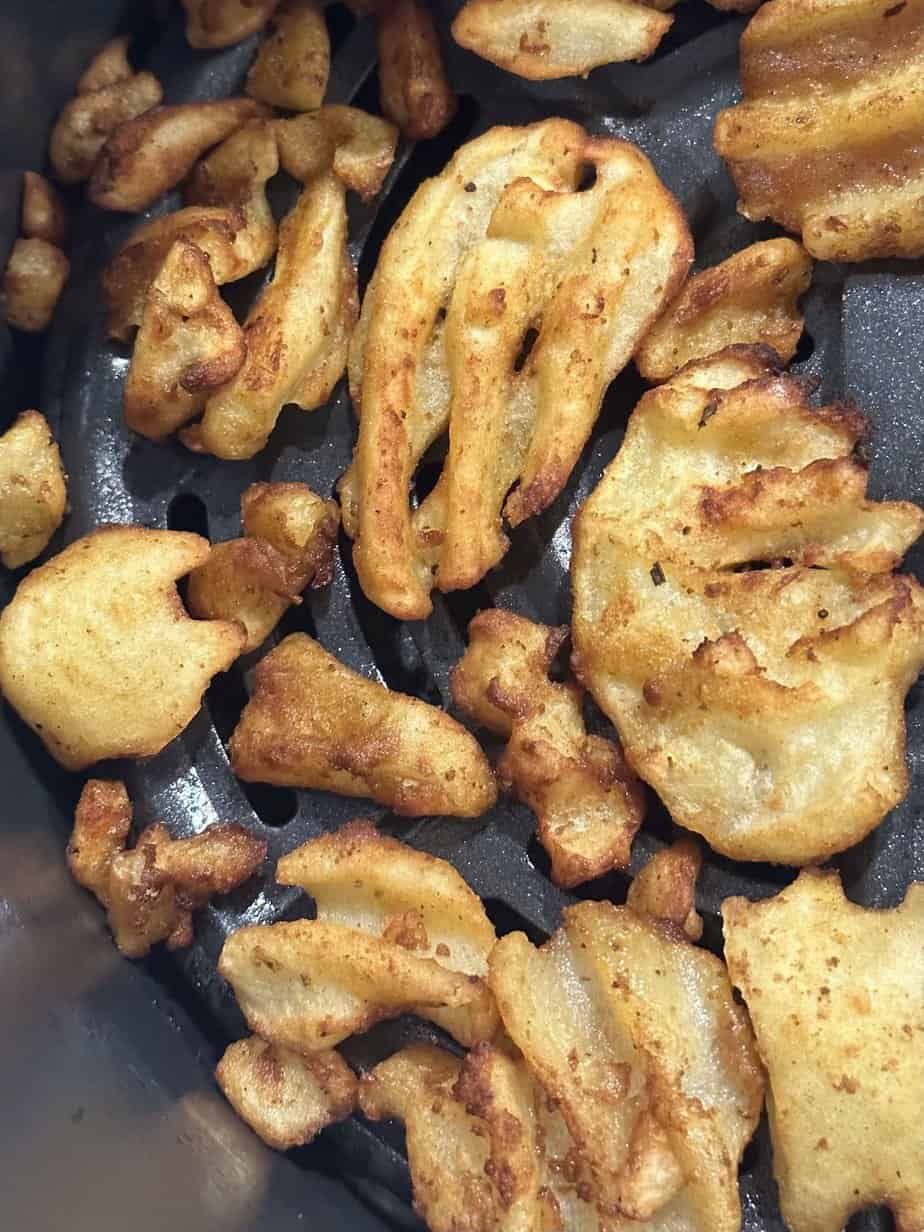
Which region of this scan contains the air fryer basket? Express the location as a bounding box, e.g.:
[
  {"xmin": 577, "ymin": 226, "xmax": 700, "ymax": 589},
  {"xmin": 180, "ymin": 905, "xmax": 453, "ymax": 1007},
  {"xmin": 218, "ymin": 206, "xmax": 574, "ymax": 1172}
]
[{"xmin": 4, "ymin": 2, "xmax": 924, "ymax": 1229}]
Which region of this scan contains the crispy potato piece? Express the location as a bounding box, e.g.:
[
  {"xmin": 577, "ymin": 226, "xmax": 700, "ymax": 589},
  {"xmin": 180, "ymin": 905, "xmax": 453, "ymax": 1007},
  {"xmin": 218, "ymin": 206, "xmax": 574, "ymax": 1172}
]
[
  {"xmin": 229, "ymin": 633, "xmax": 497, "ymax": 816},
  {"xmin": 626, "ymin": 837, "xmax": 702, "ymax": 942},
  {"xmin": 124, "ymin": 239, "xmax": 245, "ymax": 441},
  {"xmin": 714, "ymin": 0, "xmax": 924, "ymax": 260},
  {"xmin": 376, "ymin": 0, "xmax": 457, "ymax": 140},
  {"xmin": 216, "ymin": 1037, "xmax": 356, "ymax": 1151},
  {"xmin": 187, "ymin": 482, "xmax": 339, "ymax": 652},
  {"xmin": 104, "ymin": 119, "xmax": 279, "ymax": 342},
  {"xmin": 571, "ymin": 347, "xmax": 924, "ymax": 863},
  {"xmin": 20, "ymin": 172, "xmax": 68, "ymax": 247},
  {"xmin": 451, "ymin": 609, "xmax": 644, "ymax": 888},
  {"xmin": 276, "ymin": 819, "xmax": 498, "ymax": 1045},
  {"xmin": 246, "ymin": 0, "xmax": 330, "ymax": 112},
  {"xmin": 1, "ymin": 238, "xmax": 69, "ymax": 333},
  {"xmin": 451, "ymin": 0, "xmax": 676, "ymax": 78},
  {"xmin": 182, "ymin": 0, "xmax": 279, "ymax": 48},
  {"xmin": 49, "ymin": 40, "xmax": 162, "ymax": 185},
  {"xmin": 189, "ymin": 172, "xmax": 355, "ymax": 460},
  {"xmin": 66, "ymin": 779, "xmax": 132, "ymax": 904},
  {"xmin": 636, "ymin": 239, "xmax": 812, "ymax": 382},
  {"xmin": 0, "ymin": 527, "xmax": 244, "ymax": 770},
  {"xmin": 490, "ymin": 901, "xmax": 764, "ymax": 1227},
  {"xmin": 0, "ymin": 410, "xmax": 66, "ymax": 568},
  {"xmin": 344, "ymin": 118, "xmax": 586, "ymax": 618},
  {"xmin": 724, "ymin": 870, "xmax": 924, "ymax": 1232},
  {"xmin": 88, "ymin": 97, "xmax": 264, "ymax": 213},
  {"xmin": 274, "ymin": 106, "xmax": 398, "ymax": 200}
]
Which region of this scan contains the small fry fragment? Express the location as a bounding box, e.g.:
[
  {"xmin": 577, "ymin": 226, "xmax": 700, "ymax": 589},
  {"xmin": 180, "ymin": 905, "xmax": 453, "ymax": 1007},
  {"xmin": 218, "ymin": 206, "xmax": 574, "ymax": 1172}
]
[
  {"xmin": 89, "ymin": 98, "xmax": 265, "ymax": 213},
  {"xmin": 275, "ymin": 819, "xmax": 498, "ymax": 1046},
  {"xmin": 275, "ymin": 106, "xmax": 398, "ymax": 200},
  {"xmin": 246, "ymin": 0, "xmax": 330, "ymax": 112},
  {"xmin": 1, "ymin": 238, "xmax": 69, "ymax": 333},
  {"xmin": 67, "ymin": 779, "xmax": 266, "ymax": 958},
  {"xmin": 104, "ymin": 119, "xmax": 279, "ymax": 341},
  {"xmin": 450, "ymin": 609, "xmax": 644, "ymax": 888},
  {"xmin": 0, "ymin": 527, "xmax": 244, "ymax": 770},
  {"xmin": 124, "ymin": 239, "xmax": 245, "ymax": 441},
  {"xmin": 724, "ymin": 870, "xmax": 924, "ymax": 1232},
  {"xmin": 626, "ymin": 836, "xmax": 703, "ymax": 941},
  {"xmin": 636, "ymin": 239, "xmax": 812, "ymax": 381},
  {"xmin": 452, "ymin": 0, "xmax": 676, "ymax": 79},
  {"xmin": 376, "ymin": 0, "xmax": 457, "ymax": 140},
  {"xmin": 229, "ymin": 633, "xmax": 497, "ymax": 817},
  {"xmin": 20, "ymin": 172, "xmax": 68, "ymax": 247},
  {"xmin": 49, "ymin": 39, "xmax": 162, "ymax": 185},
  {"xmin": 0, "ymin": 410, "xmax": 67, "ymax": 568},
  {"xmin": 182, "ymin": 0, "xmax": 280, "ymax": 48},
  {"xmin": 186, "ymin": 482, "xmax": 339, "ymax": 652},
  {"xmin": 216, "ymin": 1037, "xmax": 356, "ymax": 1150},
  {"xmin": 189, "ymin": 172, "xmax": 356, "ymax": 460}
]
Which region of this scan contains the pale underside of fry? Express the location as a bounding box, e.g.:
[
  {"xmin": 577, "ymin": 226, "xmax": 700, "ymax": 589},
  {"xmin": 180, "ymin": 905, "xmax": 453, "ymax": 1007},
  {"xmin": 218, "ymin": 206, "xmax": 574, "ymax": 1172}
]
[
  {"xmin": 186, "ymin": 481, "xmax": 339, "ymax": 653},
  {"xmin": 274, "ymin": 818, "xmax": 498, "ymax": 1045},
  {"xmin": 451, "ymin": 0, "xmax": 676, "ymax": 79},
  {"xmin": 67, "ymin": 778, "xmax": 266, "ymax": 957},
  {"xmin": 0, "ymin": 527, "xmax": 244, "ymax": 770},
  {"xmin": 124, "ymin": 239, "xmax": 246, "ymax": 441},
  {"xmin": 713, "ymin": 0, "xmax": 924, "ymax": 261},
  {"xmin": 489, "ymin": 901, "xmax": 764, "ymax": 1230},
  {"xmin": 188, "ymin": 172, "xmax": 356, "ymax": 460},
  {"xmin": 182, "ymin": 0, "xmax": 280, "ymax": 48},
  {"xmin": 0, "ymin": 410, "xmax": 66, "ymax": 568},
  {"xmin": 636, "ymin": 238, "xmax": 812, "ymax": 382},
  {"xmin": 229, "ymin": 633, "xmax": 497, "ymax": 817},
  {"xmin": 343, "ymin": 120, "xmax": 691, "ymax": 619},
  {"xmin": 723, "ymin": 870, "xmax": 924, "ymax": 1232},
  {"xmin": 216, "ymin": 1037, "xmax": 356, "ymax": 1151},
  {"xmin": 451, "ymin": 608, "xmax": 644, "ymax": 888},
  {"xmin": 572, "ymin": 347, "xmax": 924, "ymax": 864}
]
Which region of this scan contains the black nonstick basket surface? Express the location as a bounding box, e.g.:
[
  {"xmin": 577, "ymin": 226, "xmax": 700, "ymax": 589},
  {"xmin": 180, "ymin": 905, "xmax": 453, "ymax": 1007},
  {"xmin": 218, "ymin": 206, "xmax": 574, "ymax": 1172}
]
[{"xmin": 2, "ymin": 2, "xmax": 923, "ymax": 1230}]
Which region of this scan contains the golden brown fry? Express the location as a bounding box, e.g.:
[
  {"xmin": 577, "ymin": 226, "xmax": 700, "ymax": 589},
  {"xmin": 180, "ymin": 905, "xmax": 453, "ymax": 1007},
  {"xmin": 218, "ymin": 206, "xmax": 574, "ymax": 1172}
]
[
  {"xmin": 490, "ymin": 901, "xmax": 764, "ymax": 1227},
  {"xmin": 276, "ymin": 820, "xmax": 498, "ymax": 1046},
  {"xmin": 49, "ymin": 43, "xmax": 162, "ymax": 185},
  {"xmin": 626, "ymin": 836, "xmax": 702, "ymax": 941},
  {"xmin": 723, "ymin": 870, "xmax": 924, "ymax": 1232},
  {"xmin": 187, "ymin": 483, "xmax": 339, "ymax": 653},
  {"xmin": 216, "ymin": 1037, "xmax": 356, "ymax": 1151},
  {"xmin": 0, "ymin": 410, "xmax": 66, "ymax": 568},
  {"xmin": 376, "ymin": 0, "xmax": 457, "ymax": 140},
  {"xmin": 246, "ymin": 0, "xmax": 330, "ymax": 112},
  {"xmin": 89, "ymin": 97, "xmax": 265, "ymax": 213},
  {"xmin": 189, "ymin": 172, "xmax": 355, "ymax": 460},
  {"xmin": 451, "ymin": 609, "xmax": 644, "ymax": 888},
  {"xmin": 0, "ymin": 527, "xmax": 244, "ymax": 770},
  {"xmin": 451, "ymin": 0, "xmax": 676, "ymax": 78},
  {"xmin": 572, "ymin": 347, "xmax": 924, "ymax": 864},
  {"xmin": 104, "ymin": 120, "xmax": 278, "ymax": 342},
  {"xmin": 636, "ymin": 239, "xmax": 812, "ymax": 382},
  {"xmin": 124, "ymin": 239, "xmax": 246, "ymax": 441},
  {"xmin": 182, "ymin": 0, "xmax": 280, "ymax": 48},
  {"xmin": 20, "ymin": 172, "xmax": 68, "ymax": 247},
  {"xmin": 714, "ymin": 0, "xmax": 924, "ymax": 260},
  {"xmin": 1, "ymin": 238, "xmax": 69, "ymax": 333},
  {"xmin": 66, "ymin": 779, "xmax": 133, "ymax": 904},
  {"xmin": 152, "ymin": 824, "xmax": 267, "ymax": 901},
  {"xmin": 229, "ymin": 633, "xmax": 497, "ymax": 817},
  {"xmin": 274, "ymin": 106, "xmax": 398, "ymax": 200}
]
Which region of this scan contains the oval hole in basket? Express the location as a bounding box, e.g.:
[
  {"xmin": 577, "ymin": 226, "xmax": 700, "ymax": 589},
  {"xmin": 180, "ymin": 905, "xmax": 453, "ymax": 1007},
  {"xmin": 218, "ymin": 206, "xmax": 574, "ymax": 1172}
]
[
  {"xmin": 167, "ymin": 491, "xmax": 209, "ymax": 538},
  {"xmin": 242, "ymin": 782, "xmax": 299, "ymax": 828},
  {"xmin": 482, "ymin": 897, "xmax": 549, "ymax": 946}
]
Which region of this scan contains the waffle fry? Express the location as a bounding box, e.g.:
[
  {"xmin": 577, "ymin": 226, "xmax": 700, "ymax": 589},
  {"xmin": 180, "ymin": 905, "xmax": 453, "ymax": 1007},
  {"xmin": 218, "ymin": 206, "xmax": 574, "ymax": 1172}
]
[
  {"xmin": 714, "ymin": 0, "xmax": 924, "ymax": 260},
  {"xmin": 181, "ymin": 0, "xmax": 280, "ymax": 48},
  {"xmin": 451, "ymin": 609, "xmax": 644, "ymax": 888},
  {"xmin": 451, "ymin": 0, "xmax": 676, "ymax": 79},
  {"xmin": 0, "ymin": 527, "xmax": 244, "ymax": 769},
  {"xmin": 724, "ymin": 870, "xmax": 924, "ymax": 1232},
  {"xmin": 0, "ymin": 410, "xmax": 67, "ymax": 568},
  {"xmin": 572, "ymin": 347, "xmax": 924, "ymax": 863},
  {"xmin": 246, "ymin": 0, "xmax": 330, "ymax": 112}
]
